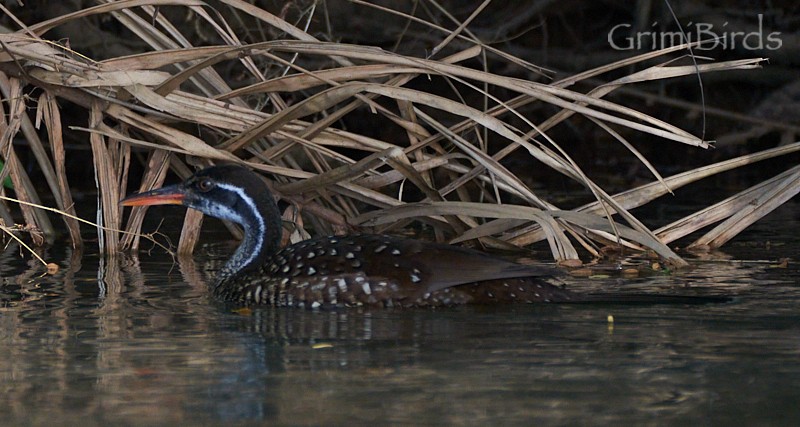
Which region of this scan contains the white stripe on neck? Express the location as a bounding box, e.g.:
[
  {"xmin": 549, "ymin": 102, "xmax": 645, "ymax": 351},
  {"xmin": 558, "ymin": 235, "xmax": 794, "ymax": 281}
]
[{"xmin": 212, "ymin": 182, "xmax": 265, "ymax": 270}]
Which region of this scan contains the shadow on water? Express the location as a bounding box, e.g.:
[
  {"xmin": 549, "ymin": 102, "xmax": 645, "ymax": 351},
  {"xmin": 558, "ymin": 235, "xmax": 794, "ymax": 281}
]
[{"xmin": 0, "ymin": 203, "xmax": 799, "ymax": 425}]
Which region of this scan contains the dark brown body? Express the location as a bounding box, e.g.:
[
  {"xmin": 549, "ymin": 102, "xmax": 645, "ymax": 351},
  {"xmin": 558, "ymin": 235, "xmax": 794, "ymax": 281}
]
[{"xmin": 213, "ymin": 234, "xmax": 575, "ymax": 308}]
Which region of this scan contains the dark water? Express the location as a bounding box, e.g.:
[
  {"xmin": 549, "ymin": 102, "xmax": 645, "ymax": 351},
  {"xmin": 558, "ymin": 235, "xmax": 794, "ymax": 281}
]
[{"xmin": 1, "ymin": 204, "xmax": 798, "ymax": 426}]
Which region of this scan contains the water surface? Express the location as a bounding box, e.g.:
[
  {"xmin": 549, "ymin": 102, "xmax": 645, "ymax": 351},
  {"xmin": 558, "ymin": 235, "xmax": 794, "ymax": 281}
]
[{"xmin": 1, "ymin": 204, "xmax": 798, "ymax": 426}]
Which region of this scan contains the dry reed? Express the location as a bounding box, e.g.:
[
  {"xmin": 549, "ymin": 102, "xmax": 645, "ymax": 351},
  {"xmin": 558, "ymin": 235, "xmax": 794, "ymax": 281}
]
[{"xmin": 0, "ymin": 1, "xmax": 794, "ymax": 270}]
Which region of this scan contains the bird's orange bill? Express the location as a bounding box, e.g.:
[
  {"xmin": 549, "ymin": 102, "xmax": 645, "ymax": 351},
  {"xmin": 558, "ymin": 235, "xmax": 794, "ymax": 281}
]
[{"xmin": 120, "ymin": 186, "xmax": 185, "ymax": 207}]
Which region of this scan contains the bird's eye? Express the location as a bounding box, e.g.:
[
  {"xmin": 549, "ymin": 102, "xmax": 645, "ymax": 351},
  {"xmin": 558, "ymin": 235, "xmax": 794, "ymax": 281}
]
[{"xmin": 197, "ymin": 178, "xmax": 214, "ymax": 192}]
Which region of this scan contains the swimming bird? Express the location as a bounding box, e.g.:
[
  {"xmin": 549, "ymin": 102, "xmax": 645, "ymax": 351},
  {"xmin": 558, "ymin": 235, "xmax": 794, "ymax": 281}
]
[{"xmin": 121, "ymin": 165, "xmax": 724, "ymax": 308}]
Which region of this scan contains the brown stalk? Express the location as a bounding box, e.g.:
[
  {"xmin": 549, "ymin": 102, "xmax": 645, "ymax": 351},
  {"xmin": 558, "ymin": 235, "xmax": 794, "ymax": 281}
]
[
  {"xmin": 37, "ymin": 92, "xmax": 82, "ymax": 248},
  {"xmin": 89, "ymin": 101, "xmax": 121, "ymax": 254}
]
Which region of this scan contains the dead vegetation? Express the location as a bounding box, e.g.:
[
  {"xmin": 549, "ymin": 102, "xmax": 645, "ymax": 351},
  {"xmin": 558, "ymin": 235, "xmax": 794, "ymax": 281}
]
[{"xmin": 0, "ymin": 1, "xmax": 796, "ymax": 269}]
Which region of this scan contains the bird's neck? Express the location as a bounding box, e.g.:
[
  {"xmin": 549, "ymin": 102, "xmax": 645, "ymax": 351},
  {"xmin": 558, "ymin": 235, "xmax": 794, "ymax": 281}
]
[{"xmin": 214, "ymin": 185, "xmax": 283, "ymax": 284}]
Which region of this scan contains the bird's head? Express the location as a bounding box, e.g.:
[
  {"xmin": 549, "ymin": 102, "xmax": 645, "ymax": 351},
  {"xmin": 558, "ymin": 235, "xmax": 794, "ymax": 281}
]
[{"xmin": 121, "ymin": 165, "xmax": 275, "ymax": 228}]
